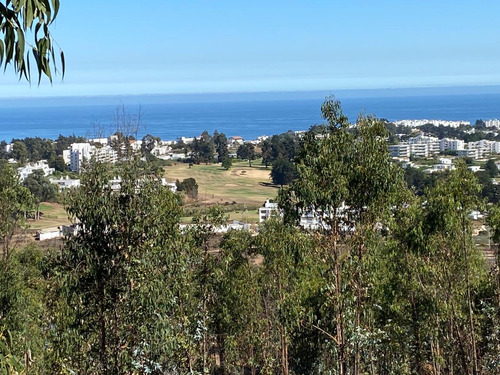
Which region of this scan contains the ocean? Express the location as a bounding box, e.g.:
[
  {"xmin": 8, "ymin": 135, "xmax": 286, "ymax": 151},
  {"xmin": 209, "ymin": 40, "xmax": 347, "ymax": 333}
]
[{"xmin": 1, "ymin": 91, "xmax": 500, "ymax": 142}]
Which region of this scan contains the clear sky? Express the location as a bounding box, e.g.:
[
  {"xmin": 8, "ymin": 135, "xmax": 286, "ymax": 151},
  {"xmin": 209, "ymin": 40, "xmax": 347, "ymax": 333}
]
[{"xmin": 1, "ymin": 0, "xmax": 500, "ymax": 98}]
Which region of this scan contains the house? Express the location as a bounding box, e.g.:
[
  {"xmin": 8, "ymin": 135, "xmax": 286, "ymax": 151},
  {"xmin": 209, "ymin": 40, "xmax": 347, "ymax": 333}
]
[
  {"xmin": 49, "ymin": 176, "xmax": 81, "ymax": 191},
  {"xmin": 259, "ymin": 199, "xmax": 279, "ymax": 222},
  {"xmin": 229, "ymin": 136, "xmax": 244, "ymax": 146},
  {"xmin": 160, "ymin": 178, "xmax": 177, "ymax": 193},
  {"xmin": 17, "ymin": 160, "xmax": 55, "ymax": 182}
]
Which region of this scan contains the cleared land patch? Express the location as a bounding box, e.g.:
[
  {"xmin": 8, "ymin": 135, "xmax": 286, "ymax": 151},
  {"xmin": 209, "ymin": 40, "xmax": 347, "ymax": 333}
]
[{"xmin": 29, "ymin": 202, "xmax": 71, "ymax": 231}]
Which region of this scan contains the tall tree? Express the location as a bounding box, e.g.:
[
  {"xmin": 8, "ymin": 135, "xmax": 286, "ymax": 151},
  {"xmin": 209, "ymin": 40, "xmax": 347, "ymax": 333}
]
[
  {"xmin": 51, "ymin": 160, "xmax": 182, "ymax": 373},
  {"xmin": 236, "ymin": 143, "xmax": 255, "ymax": 167},
  {"xmin": 0, "ymin": 164, "xmax": 33, "ymax": 259},
  {"xmin": 213, "ymin": 130, "xmax": 229, "ymax": 163},
  {"xmin": 270, "ymin": 157, "xmax": 297, "ymax": 186}
]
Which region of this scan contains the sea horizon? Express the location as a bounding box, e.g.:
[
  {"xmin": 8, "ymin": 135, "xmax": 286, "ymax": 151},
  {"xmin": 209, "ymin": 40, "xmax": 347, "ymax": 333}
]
[{"xmin": 1, "ymin": 86, "xmax": 500, "ymax": 143}]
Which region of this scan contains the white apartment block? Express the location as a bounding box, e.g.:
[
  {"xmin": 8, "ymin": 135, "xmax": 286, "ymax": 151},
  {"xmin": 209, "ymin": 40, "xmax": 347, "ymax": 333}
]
[
  {"xmin": 485, "ymin": 119, "xmax": 500, "ymax": 128},
  {"xmin": 457, "ymin": 149, "xmax": 479, "ymax": 159},
  {"xmin": 389, "ymin": 143, "xmax": 429, "ymax": 158},
  {"xmin": 17, "ymin": 160, "xmax": 55, "ymax": 182},
  {"xmin": 389, "ymin": 144, "xmax": 410, "ymax": 158},
  {"xmin": 69, "ymin": 143, "xmax": 118, "ymax": 172},
  {"xmin": 394, "ymin": 119, "xmax": 470, "ymax": 128},
  {"xmin": 408, "ymin": 134, "xmax": 440, "ymax": 155},
  {"xmin": 466, "ymin": 140, "xmax": 500, "ymax": 158},
  {"xmin": 439, "ymin": 138, "xmax": 465, "ymax": 152}
]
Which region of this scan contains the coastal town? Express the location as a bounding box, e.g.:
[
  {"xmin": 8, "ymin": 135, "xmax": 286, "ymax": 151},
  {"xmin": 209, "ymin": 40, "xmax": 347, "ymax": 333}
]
[{"xmin": 2, "ymin": 116, "xmax": 500, "ymax": 244}]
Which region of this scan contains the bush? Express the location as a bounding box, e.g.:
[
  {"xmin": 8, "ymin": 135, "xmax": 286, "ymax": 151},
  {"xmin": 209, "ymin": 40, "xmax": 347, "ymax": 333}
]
[{"xmin": 176, "ymin": 177, "xmax": 198, "ymax": 199}]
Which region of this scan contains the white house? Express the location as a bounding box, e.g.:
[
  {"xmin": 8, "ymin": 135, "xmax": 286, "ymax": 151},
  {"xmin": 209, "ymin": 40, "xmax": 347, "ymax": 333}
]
[
  {"xmin": 49, "ymin": 176, "xmax": 81, "ymax": 191},
  {"xmin": 17, "ymin": 160, "xmax": 55, "ymax": 182},
  {"xmin": 229, "ymin": 136, "xmax": 244, "ymax": 146}
]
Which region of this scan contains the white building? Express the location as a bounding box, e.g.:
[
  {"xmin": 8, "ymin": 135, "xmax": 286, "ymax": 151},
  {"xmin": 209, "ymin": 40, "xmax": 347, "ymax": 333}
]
[
  {"xmin": 49, "ymin": 176, "xmax": 81, "ymax": 192},
  {"xmin": 457, "ymin": 149, "xmax": 479, "ymax": 159},
  {"xmin": 69, "ymin": 143, "xmax": 118, "ymax": 172},
  {"xmin": 439, "ymin": 138, "xmax": 465, "ymax": 152},
  {"xmin": 389, "ymin": 144, "xmax": 410, "ymax": 158},
  {"xmin": 485, "ymin": 119, "xmax": 500, "ymax": 128},
  {"xmin": 35, "ymin": 227, "xmax": 62, "ymax": 241},
  {"xmin": 408, "ymin": 134, "xmax": 440, "ymax": 155},
  {"xmin": 394, "ymin": 119, "xmax": 470, "ymax": 128},
  {"xmin": 17, "ymin": 160, "xmax": 55, "ymax": 182},
  {"xmin": 160, "ymin": 178, "xmax": 178, "ymax": 193},
  {"xmin": 229, "ymin": 136, "xmax": 245, "ymax": 146},
  {"xmin": 259, "ymin": 199, "xmax": 279, "ymax": 222}
]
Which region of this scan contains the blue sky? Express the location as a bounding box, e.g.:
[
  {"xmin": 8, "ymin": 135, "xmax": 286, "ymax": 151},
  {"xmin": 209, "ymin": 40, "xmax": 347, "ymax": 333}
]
[{"xmin": 2, "ymin": 0, "xmax": 500, "ymax": 98}]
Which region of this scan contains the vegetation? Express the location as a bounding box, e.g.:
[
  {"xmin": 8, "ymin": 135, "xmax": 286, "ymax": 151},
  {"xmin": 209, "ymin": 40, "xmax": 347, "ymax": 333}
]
[
  {"xmin": 2, "ymin": 99, "xmax": 500, "ymax": 374},
  {"xmin": 0, "ymin": 0, "xmax": 64, "ymax": 82},
  {"xmin": 176, "ymin": 177, "xmax": 199, "ymax": 199},
  {"xmin": 236, "ymin": 143, "xmax": 256, "ymax": 166}
]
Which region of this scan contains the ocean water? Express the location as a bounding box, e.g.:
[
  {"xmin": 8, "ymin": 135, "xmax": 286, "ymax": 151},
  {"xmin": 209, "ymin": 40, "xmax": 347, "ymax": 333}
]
[{"xmin": 1, "ymin": 92, "xmax": 500, "ymax": 142}]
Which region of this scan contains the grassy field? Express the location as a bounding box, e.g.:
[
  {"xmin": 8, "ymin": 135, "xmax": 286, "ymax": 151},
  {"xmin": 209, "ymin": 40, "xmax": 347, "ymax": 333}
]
[
  {"xmin": 28, "ymin": 161, "xmax": 277, "ymax": 230},
  {"xmin": 28, "ymin": 202, "xmax": 71, "ymax": 230},
  {"xmin": 163, "ymin": 159, "xmax": 279, "ymax": 206}
]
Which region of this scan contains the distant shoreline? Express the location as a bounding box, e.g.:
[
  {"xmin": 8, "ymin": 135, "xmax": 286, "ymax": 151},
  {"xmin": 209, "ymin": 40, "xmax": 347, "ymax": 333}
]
[{"xmin": 1, "ymin": 90, "xmax": 500, "ymax": 142}]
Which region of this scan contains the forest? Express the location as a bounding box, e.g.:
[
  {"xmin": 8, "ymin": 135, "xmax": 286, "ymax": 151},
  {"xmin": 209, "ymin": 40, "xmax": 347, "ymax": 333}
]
[{"xmin": 1, "ymin": 98, "xmax": 500, "ymax": 375}]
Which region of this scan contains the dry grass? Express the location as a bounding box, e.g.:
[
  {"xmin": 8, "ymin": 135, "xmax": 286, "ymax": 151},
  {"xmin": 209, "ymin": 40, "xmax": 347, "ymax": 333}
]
[
  {"xmin": 28, "ymin": 202, "xmax": 71, "ymax": 230},
  {"xmin": 163, "ymin": 159, "xmax": 279, "ymax": 206}
]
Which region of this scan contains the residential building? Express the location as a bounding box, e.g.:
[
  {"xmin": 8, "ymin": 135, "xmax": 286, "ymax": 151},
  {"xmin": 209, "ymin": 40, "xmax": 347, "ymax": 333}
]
[
  {"xmin": 17, "ymin": 160, "xmax": 55, "ymax": 181},
  {"xmin": 457, "ymin": 149, "xmax": 479, "ymax": 159},
  {"xmin": 440, "ymin": 138, "xmax": 465, "ymax": 152},
  {"xmin": 389, "ymin": 144, "xmax": 410, "ymax": 158},
  {"xmin": 69, "ymin": 143, "xmax": 118, "ymax": 172},
  {"xmin": 49, "ymin": 176, "xmax": 81, "ymax": 192},
  {"xmin": 229, "ymin": 136, "xmax": 244, "ymax": 146},
  {"xmin": 259, "ymin": 199, "xmax": 279, "ymax": 222}
]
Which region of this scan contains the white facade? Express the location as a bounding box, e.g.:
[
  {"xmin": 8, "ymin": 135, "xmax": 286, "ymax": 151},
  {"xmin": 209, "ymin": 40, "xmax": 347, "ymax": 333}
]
[
  {"xmin": 229, "ymin": 136, "xmax": 245, "ymax": 146},
  {"xmin": 457, "ymin": 149, "xmax": 479, "ymax": 159},
  {"xmin": 394, "ymin": 119, "xmax": 470, "ymax": 128},
  {"xmin": 485, "ymin": 119, "xmax": 500, "ymax": 128},
  {"xmin": 408, "ymin": 134, "xmax": 440, "ymax": 155},
  {"xmin": 259, "ymin": 199, "xmax": 279, "ymax": 222},
  {"xmin": 389, "ymin": 144, "xmax": 410, "ymax": 158},
  {"xmin": 69, "ymin": 143, "xmax": 92, "ymax": 172},
  {"xmin": 17, "ymin": 160, "xmax": 55, "ymax": 181},
  {"xmin": 69, "ymin": 143, "xmax": 118, "ymax": 172},
  {"xmin": 49, "ymin": 176, "xmax": 81, "ymax": 191},
  {"xmin": 439, "ymin": 138, "xmax": 465, "ymax": 152},
  {"xmin": 35, "ymin": 227, "xmax": 62, "ymax": 241}
]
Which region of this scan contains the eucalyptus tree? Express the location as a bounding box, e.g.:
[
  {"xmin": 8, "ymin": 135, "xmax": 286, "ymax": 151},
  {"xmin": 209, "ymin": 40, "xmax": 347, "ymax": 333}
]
[
  {"xmin": 376, "ymin": 161, "xmax": 488, "ymax": 374},
  {"xmin": 256, "ymin": 220, "xmax": 324, "ymax": 375},
  {"xmin": 0, "ymin": 163, "xmax": 33, "ymax": 259},
  {"xmin": 424, "ymin": 161, "xmax": 485, "ymax": 374},
  {"xmin": 278, "ymin": 97, "xmax": 406, "ymax": 374},
  {"xmin": 278, "ymin": 98, "xmax": 354, "ymax": 374},
  {"xmin": 49, "ymin": 160, "xmax": 183, "ymax": 374}
]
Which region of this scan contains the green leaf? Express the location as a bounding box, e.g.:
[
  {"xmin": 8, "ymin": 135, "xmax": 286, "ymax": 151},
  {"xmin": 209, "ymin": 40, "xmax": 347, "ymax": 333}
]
[
  {"xmin": 0, "ymin": 39, "xmax": 4, "ymax": 66},
  {"xmin": 60, "ymin": 49, "xmax": 65, "ymax": 77}
]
